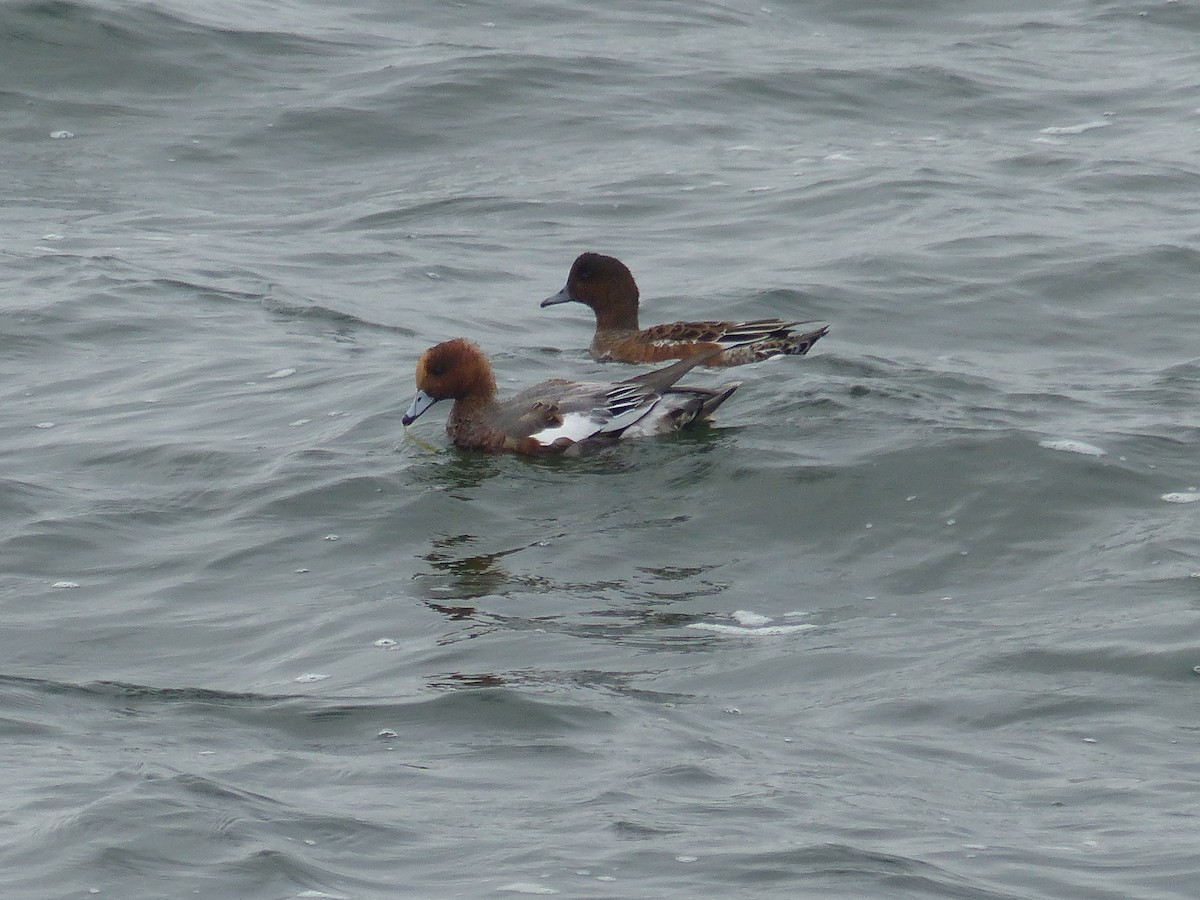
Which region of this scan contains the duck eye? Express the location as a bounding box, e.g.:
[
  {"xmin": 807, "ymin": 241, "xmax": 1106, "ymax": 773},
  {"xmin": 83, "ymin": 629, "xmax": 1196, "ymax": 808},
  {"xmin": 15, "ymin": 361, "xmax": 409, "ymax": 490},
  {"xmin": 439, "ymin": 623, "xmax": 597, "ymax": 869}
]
[{"xmin": 427, "ymin": 359, "xmax": 448, "ymax": 377}]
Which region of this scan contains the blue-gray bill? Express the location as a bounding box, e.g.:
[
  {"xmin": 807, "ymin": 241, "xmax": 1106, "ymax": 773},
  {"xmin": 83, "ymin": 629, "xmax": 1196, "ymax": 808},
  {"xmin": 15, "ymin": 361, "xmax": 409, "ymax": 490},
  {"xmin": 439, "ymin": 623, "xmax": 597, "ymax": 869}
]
[
  {"xmin": 539, "ymin": 286, "xmax": 573, "ymax": 307},
  {"xmin": 402, "ymin": 389, "xmax": 437, "ymax": 425}
]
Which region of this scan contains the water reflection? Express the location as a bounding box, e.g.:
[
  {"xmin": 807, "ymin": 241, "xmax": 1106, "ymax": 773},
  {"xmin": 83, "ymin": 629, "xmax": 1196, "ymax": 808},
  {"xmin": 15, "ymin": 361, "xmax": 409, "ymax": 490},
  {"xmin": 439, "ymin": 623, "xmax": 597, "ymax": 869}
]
[
  {"xmin": 423, "ymin": 667, "xmax": 693, "ymax": 706},
  {"xmin": 414, "ymin": 533, "xmax": 557, "ymax": 649},
  {"xmin": 417, "ymin": 532, "xmax": 548, "ymax": 602},
  {"xmin": 403, "ymin": 450, "xmax": 506, "ymax": 495}
]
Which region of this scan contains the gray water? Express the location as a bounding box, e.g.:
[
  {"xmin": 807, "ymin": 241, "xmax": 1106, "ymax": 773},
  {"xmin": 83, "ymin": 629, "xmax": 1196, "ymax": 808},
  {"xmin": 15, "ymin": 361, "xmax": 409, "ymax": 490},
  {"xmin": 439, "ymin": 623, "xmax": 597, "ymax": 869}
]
[{"xmin": 3, "ymin": 1, "xmax": 1199, "ymax": 897}]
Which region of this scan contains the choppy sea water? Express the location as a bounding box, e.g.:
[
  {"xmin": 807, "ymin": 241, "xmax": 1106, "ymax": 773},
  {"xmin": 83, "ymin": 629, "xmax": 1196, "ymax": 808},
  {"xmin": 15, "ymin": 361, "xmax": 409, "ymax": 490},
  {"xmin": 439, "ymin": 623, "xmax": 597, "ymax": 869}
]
[{"xmin": 3, "ymin": 1, "xmax": 1200, "ymax": 897}]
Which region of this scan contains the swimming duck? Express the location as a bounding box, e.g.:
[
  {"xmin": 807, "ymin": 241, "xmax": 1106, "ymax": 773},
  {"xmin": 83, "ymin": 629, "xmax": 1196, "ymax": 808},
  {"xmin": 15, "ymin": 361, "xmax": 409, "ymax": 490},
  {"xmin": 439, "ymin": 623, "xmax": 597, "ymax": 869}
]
[
  {"xmin": 541, "ymin": 252, "xmax": 829, "ymax": 366},
  {"xmin": 402, "ymin": 338, "xmax": 738, "ymax": 455}
]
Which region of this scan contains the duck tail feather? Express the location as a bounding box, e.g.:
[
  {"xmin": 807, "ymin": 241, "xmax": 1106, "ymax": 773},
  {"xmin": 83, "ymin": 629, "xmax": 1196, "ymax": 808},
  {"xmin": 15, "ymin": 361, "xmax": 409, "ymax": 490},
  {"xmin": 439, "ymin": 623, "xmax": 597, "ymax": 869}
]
[{"xmin": 619, "ymin": 347, "xmax": 724, "ymax": 391}]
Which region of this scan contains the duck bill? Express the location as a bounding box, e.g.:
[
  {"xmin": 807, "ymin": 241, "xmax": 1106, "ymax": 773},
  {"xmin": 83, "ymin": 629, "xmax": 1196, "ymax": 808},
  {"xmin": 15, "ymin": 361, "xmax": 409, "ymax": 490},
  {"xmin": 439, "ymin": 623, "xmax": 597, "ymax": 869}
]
[
  {"xmin": 402, "ymin": 390, "xmax": 438, "ymax": 425},
  {"xmin": 539, "ymin": 285, "xmax": 574, "ymax": 308}
]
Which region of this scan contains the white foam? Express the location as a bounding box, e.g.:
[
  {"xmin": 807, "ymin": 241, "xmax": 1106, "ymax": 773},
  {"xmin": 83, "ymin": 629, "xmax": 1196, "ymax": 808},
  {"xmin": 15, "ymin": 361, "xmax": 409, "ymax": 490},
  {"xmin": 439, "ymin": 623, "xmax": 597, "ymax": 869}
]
[
  {"xmin": 687, "ymin": 622, "xmax": 817, "ymax": 636},
  {"xmin": 1162, "ymin": 492, "xmax": 1200, "ymax": 504},
  {"xmin": 732, "ymin": 610, "xmax": 772, "ymax": 626},
  {"xmin": 294, "ymin": 673, "xmax": 329, "ymax": 683},
  {"xmin": 266, "ymin": 367, "xmax": 296, "ymax": 379},
  {"xmin": 50, "ymin": 130, "xmax": 75, "ymax": 139},
  {"xmin": 52, "ymin": 581, "xmax": 79, "ymax": 589},
  {"xmin": 1039, "ymin": 439, "xmax": 1106, "ymax": 456},
  {"xmin": 496, "ymin": 884, "xmax": 558, "ymax": 895},
  {"xmin": 1040, "ymin": 120, "xmax": 1110, "ymax": 135}
]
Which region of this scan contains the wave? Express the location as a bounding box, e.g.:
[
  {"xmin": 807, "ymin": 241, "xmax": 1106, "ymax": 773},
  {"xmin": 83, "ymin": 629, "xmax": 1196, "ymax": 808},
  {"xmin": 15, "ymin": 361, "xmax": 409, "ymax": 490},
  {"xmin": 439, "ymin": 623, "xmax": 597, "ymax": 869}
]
[{"xmin": 0, "ymin": 0, "xmax": 347, "ymax": 101}]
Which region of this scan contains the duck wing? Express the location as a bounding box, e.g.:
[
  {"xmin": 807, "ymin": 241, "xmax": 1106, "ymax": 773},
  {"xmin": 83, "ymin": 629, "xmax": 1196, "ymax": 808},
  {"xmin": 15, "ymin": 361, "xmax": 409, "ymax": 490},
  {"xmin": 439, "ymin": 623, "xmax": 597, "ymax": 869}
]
[
  {"xmin": 618, "ymin": 346, "xmax": 723, "ymax": 391},
  {"xmin": 641, "ymin": 318, "xmax": 808, "ymax": 348},
  {"xmin": 500, "ymin": 351, "xmax": 726, "ymax": 448},
  {"xmin": 491, "ymin": 378, "xmax": 655, "ymax": 447}
]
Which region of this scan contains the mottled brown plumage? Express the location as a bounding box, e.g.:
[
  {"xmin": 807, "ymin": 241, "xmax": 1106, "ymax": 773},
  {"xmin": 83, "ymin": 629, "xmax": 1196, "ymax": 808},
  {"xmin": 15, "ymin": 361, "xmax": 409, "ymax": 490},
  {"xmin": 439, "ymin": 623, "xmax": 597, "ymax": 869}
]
[{"xmin": 541, "ymin": 252, "xmax": 829, "ymax": 366}]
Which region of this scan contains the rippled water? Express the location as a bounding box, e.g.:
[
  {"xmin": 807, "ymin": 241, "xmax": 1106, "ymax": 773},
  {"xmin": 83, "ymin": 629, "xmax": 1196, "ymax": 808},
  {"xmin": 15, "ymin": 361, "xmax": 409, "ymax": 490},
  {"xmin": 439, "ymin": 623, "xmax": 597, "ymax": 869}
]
[{"xmin": 3, "ymin": 1, "xmax": 1199, "ymax": 897}]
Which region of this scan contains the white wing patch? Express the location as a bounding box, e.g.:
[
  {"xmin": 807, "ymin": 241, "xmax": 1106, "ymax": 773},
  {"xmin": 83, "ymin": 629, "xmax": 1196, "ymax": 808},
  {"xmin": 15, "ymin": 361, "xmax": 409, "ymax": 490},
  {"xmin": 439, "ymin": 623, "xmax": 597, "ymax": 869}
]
[
  {"xmin": 528, "ymin": 392, "xmax": 659, "ymax": 446},
  {"xmin": 529, "ymin": 412, "xmax": 606, "ymax": 445}
]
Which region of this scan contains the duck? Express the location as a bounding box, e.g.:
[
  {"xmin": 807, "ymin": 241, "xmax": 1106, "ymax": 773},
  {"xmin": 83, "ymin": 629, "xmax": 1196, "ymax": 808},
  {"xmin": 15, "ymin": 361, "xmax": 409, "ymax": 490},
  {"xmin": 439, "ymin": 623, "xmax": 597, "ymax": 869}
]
[
  {"xmin": 541, "ymin": 252, "xmax": 829, "ymax": 366},
  {"xmin": 401, "ymin": 338, "xmax": 739, "ymax": 455}
]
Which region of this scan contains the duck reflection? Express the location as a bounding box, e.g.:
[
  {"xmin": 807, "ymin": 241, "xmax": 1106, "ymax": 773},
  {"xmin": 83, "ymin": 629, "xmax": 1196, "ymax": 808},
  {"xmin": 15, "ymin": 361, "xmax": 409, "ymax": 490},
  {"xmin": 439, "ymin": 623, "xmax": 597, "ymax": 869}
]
[{"xmin": 417, "ymin": 533, "xmax": 548, "ymax": 603}]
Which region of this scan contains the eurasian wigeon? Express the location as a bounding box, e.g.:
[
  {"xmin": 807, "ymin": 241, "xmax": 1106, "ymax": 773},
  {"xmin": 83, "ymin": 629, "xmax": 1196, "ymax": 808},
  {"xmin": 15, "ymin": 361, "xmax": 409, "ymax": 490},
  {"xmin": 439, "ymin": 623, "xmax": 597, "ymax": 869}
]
[
  {"xmin": 541, "ymin": 252, "xmax": 829, "ymax": 366},
  {"xmin": 401, "ymin": 338, "xmax": 738, "ymax": 455}
]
